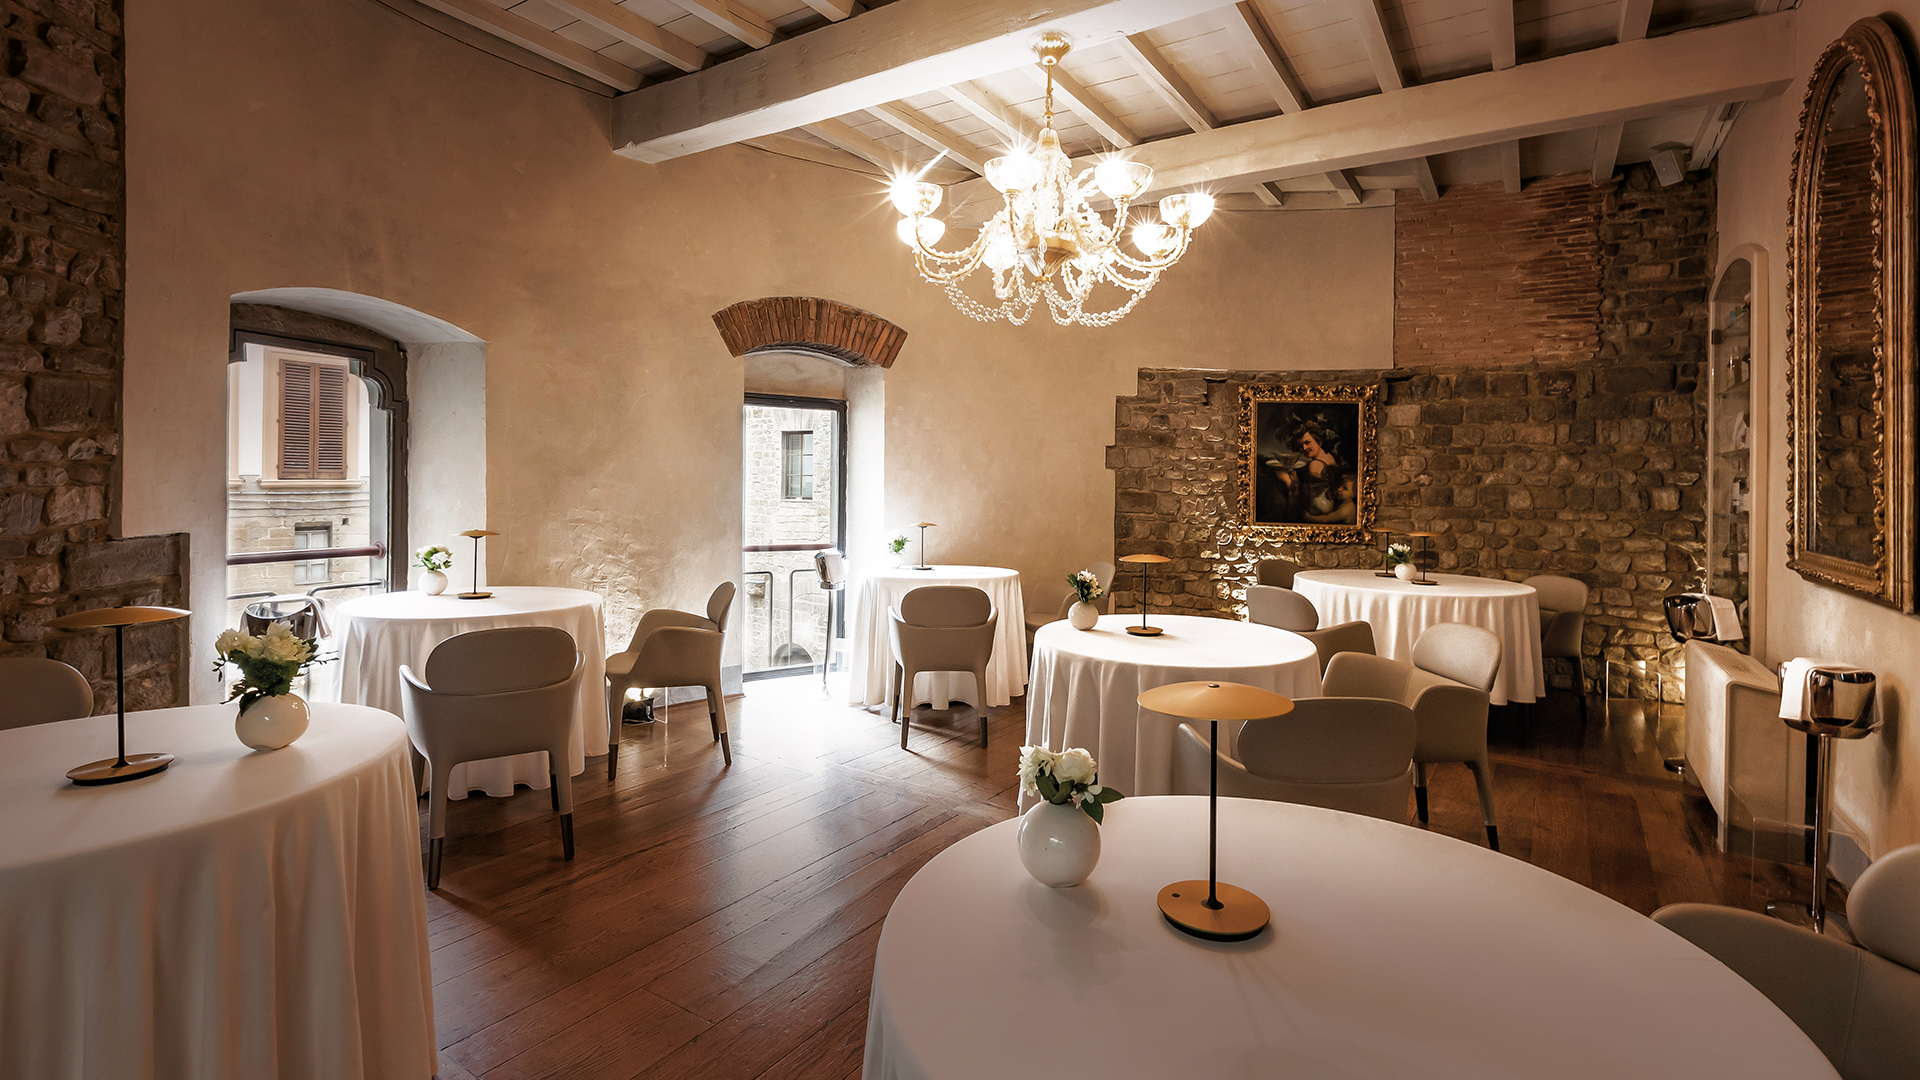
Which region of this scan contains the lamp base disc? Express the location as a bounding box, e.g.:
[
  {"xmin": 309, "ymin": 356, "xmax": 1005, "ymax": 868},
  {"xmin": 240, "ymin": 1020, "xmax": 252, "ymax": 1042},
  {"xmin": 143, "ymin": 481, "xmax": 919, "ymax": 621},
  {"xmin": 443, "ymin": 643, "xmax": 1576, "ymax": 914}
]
[
  {"xmin": 1409, "ymin": 579, "xmax": 1439, "ymax": 587},
  {"xmin": 1157, "ymin": 880, "xmax": 1269, "ymax": 941},
  {"xmin": 1375, "ymin": 571, "xmax": 1399, "ymax": 578},
  {"xmin": 456, "ymin": 591, "xmax": 494, "ymax": 600},
  {"xmin": 1126, "ymin": 625, "xmax": 1165, "ymax": 637},
  {"xmin": 912, "ymin": 566, "xmax": 934, "ymax": 571},
  {"xmin": 68, "ymin": 753, "xmax": 173, "ymax": 786}
]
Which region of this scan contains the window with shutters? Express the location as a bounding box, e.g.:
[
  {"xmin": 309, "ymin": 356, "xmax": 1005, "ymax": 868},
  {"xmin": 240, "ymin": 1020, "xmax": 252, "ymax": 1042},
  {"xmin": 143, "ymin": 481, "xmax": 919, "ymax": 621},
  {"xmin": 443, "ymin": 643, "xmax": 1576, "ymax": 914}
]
[
  {"xmin": 277, "ymin": 357, "xmax": 350, "ymax": 481},
  {"xmin": 782, "ymin": 431, "xmax": 814, "ymax": 499}
]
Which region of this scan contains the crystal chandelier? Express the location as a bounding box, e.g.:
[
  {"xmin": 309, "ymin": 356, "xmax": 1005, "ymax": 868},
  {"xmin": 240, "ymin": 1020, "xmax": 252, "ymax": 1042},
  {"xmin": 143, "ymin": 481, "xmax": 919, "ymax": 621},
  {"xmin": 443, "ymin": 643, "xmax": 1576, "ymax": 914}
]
[{"xmin": 888, "ymin": 32, "xmax": 1215, "ymax": 328}]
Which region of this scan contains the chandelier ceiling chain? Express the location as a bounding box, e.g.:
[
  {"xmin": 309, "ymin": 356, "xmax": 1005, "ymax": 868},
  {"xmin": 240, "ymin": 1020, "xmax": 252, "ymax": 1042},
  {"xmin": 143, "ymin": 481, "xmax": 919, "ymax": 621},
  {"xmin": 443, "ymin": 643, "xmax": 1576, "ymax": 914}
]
[{"xmin": 887, "ymin": 31, "xmax": 1215, "ymax": 328}]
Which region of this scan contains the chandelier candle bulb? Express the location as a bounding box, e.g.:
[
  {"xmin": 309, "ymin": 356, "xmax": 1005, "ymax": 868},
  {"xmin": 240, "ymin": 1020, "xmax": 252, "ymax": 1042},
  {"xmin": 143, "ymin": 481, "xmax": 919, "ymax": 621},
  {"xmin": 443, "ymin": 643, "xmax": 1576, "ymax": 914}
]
[
  {"xmin": 897, "ymin": 217, "xmax": 945, "ymax": 248},
  {"xmin": 888, "ymin": 179, "xmax": 941, "ymax": 217}
]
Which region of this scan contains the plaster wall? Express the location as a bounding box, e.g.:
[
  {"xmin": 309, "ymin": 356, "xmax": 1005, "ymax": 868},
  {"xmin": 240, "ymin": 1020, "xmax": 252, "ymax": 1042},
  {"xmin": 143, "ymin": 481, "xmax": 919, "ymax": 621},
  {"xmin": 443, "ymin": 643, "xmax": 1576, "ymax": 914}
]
[
  {"xmin": 407, "ymin": 340, "xmax": 488, "ymax": 592},
  {"xmin": 121, "ymin": 0, "xmax": 1393, "ymax": 704},
  {"xmin": 1715, "ymin": 2, "xmax": 1920, "ymax": 856}
]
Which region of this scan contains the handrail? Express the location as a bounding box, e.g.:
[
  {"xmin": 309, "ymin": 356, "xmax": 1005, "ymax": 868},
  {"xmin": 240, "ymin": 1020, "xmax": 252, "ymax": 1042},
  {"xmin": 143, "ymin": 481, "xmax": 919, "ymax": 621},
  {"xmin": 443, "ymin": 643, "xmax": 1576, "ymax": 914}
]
[
  {"xmin": 742, "ymin": 543, "xmax": 834, "ymax": 553},
  {"xmin": 226, "ymin": 542, "xmax": 386, "ymax": 567}
]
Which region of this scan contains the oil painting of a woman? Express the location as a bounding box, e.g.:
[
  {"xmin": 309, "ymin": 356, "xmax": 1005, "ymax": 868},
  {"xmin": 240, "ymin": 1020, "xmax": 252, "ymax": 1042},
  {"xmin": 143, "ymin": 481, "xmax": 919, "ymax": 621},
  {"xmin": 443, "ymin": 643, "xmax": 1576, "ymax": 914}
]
[{"xmin": 1242, "ymin": 386, "xmax": 1376, "ymax": 538}]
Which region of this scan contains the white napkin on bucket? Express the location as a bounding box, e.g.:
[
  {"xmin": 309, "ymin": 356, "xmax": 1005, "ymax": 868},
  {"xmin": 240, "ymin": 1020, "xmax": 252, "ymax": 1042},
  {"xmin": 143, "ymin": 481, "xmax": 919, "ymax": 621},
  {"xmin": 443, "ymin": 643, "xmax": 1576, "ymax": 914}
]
[{"xmin": 1778, "ymin": 657, "xmax": 1863, "ymax": 721}]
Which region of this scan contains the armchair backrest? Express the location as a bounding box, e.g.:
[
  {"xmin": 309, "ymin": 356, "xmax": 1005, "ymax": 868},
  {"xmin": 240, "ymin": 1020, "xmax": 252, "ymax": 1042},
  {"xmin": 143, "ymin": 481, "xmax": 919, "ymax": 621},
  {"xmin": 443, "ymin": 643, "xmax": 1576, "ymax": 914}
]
[
  {"xmin": 900, "ymin": 585, "xmax": 992, "ymax": 627},
  {"xmin": 1853, "ymin": 843, "xmax": 1920, "ymax": 973},
  {"xmin": 1298, "ymin": 620, "xmax": 1375, "ymax": 676},
  {"xmin": 1237, "ymin": 697, "xmax": 1415, "ymax": 784},
  {"xmin": 705, "ymin": 581, "xmax": 737, "ymax": 635},
  {"xmin": 1323, "ymin": 652, "xmax": 1411, "ymax": 702},
  {"xmin": 1088, "ymin": 561, "xmax": 1115, "ymax": 594},
  {"xmin": 1246, "ymin": 585, "xmax": 1318, "ymax": 632},
  {"xmin": 632, "ymin": 625, "xmax": 725, "ymax": 689},
  {"xmin": 0, "ymin": 657, "xmax": 92, "ymax": 730},
  {"xmin": 1411, "ymin": 623, "xmax": 1500, "ymax": 692},
  {"xmin": 1255, "ymin": 558, "xmax": 1299, "ymax": 587},
  {"xmin": 1523, "ymin": 574, "xmax": 1589, "ymax": 614},
  {"xmin": 425, "ymin": 626, "xmax": 578, "ymax": 694}
]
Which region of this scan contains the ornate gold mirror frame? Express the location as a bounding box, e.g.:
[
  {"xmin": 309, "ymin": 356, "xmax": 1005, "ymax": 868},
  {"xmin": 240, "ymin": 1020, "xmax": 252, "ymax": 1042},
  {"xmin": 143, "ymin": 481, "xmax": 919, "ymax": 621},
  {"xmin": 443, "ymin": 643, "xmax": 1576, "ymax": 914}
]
[{"xmin": 1787, "ymin": 17, "xmax": 1917, "ymax": 611}]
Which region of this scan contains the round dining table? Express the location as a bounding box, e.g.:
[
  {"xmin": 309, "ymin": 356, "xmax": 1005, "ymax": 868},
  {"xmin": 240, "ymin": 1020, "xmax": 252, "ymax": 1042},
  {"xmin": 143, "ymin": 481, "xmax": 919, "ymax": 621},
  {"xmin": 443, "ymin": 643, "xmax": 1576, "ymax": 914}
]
[
  {"xmin": 1024, "ymin": 614, "xmax": 1320, "ymax": 804},
  {"xmin": 863, "ymin": 795, "xmax": 1838, "ymax": 1080},
  {"xmin": 0, "ymin": 703, "xmax": 436, "ymax": 1080},
  {"xmin": 1292, "ymin": 569, "xmax": 1545, "ymax": 705},
  {"xmin": 847, "ymin": 565, "xmax": 1027, "ymax": 711},
  {"xmin": 334, "ymin": 585, "xmax": 607, "ymax": 797}
]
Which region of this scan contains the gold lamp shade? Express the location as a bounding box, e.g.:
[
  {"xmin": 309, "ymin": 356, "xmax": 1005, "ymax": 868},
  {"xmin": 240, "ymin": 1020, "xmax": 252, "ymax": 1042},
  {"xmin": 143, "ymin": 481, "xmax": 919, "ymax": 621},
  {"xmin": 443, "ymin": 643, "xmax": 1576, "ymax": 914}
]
[
  {"xmin": 1139, "ymin": 679, "xmax": 1293, "ymax": 943},
  {"xmin": 48, "ymin": 605, "xmax": 191, "ymax": 786},
  {"xmin": 458, "ymin": 530, "xmax": 497, "ymax": 599},
  {"xmin": 1119, "ymin": 554, "xmax": 1171, "ymax": 635}
]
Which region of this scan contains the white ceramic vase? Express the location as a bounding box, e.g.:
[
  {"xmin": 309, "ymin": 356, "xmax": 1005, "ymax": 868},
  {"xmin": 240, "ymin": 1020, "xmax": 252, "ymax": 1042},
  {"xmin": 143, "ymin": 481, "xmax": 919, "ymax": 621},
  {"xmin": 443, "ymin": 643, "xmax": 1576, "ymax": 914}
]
[
  {"xmin": 236, "ymin": 692, "xmax": 309, "ymax": 751},
  {"xmin": 1394, "ymin": 563, "xmax": 1415, "ymax": 581},
  {"xmin": 1067, "ymin": 600, "xmax": 1100, "ymax": 630},
  {"xmin": 420, "ymin": 569, "xmax": 448, "ymax": 596},
  {"xmin": 1017, "ymin": 800, "xmax": 1100, "ymax": 888}
]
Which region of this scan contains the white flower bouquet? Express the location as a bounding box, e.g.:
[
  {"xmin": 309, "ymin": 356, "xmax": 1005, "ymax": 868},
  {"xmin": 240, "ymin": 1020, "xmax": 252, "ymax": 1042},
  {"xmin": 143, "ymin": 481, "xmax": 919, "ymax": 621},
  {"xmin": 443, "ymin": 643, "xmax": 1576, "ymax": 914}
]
[
  {"xmin": 886, "ymin": 532, "xmax": 909, "ymax": 555},
  {"xmin": 1019, "ymin": 745, "xmax": 1125, "ymax": 823},
  {"xmin": 1385, "ymin": 542, "xmax": 1412, "ymax": 567},
  {"xmin": 214, "ymin": 622, "xmax": 327, "ymax": 709},
  {"xmin": 1066, "ymin": 568, "xmax": 1105, "ymax": 604},
  {"xmin": 414, "ymin": 544, "xmax": 453, "ymax": 571}
]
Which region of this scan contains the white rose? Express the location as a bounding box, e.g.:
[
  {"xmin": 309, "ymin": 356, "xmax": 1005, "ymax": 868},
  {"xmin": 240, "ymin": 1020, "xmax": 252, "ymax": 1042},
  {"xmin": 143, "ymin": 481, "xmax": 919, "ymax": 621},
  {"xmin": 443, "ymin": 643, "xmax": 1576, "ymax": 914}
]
[
  {"xmin": 214, "ymin": 628, "xmax": 247, "ymax": 656},
  {"xmin": 1017, "ymin": 745, "xmax": 1051, "ymax": 796},
  {"xmin": 260, "ymin": 621, "xmax": 310, "ymax": 664},
  {"xmin": 1054, "ymin": 747, "xmax": 1097, "ymax": 786}
]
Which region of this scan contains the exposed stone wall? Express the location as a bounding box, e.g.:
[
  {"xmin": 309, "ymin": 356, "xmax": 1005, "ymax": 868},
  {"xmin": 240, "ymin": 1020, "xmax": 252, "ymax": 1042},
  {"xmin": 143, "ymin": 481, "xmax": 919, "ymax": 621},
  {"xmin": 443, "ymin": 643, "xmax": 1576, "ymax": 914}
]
[
  {"xmin": 3, "ymin": 1, "xmax": 187, "ymax": 710},
  {"xmin": 1109, "ymin": 165, "xmax": 1715, "ymax": 695}
]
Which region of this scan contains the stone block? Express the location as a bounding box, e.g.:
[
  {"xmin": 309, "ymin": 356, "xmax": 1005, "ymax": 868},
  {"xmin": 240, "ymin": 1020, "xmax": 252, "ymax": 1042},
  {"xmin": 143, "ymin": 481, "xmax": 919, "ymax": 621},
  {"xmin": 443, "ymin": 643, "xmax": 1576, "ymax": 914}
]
[
  {"xmin": 63, "ymin": 534, "xmax": 181, "ymax": 591},
  {"xmin": 45, "ymin": 484, "xmax": 101, "ymax": 525},
  {"xmin": 27, "ymin": 375, "xmax": 113, "ymax": 432},
  {"xmin": 12, "ymin": 38, "xmax": 105, "ymax": 106}
]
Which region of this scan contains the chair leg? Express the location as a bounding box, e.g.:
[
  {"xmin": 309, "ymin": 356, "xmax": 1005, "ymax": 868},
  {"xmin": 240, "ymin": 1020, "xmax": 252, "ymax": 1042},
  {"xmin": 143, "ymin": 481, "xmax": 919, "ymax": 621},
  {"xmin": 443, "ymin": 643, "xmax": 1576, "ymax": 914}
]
[
  {"xmin": 975, "ymin": 666, "xmax": 990, "ymax": 748},
  {"xmin": 550, "ymin": 772, "xmax": 559, "ymax": 812},
  {"xmin": 889, "ymin": 663, "xmax": 902, "ymax": 725},
  {"xmin": 425, "ymin": 762, "xmax": 452, "ymax": 891},
  {"xmin": 560, "ymin": 813, "xmax": 575, "ymax": 860},
  {"xmin": 1413, "ymin": 761, "xmax": 1430, "ymax": 824},
  {"xmin": 1468, "ymin": 756, "xmax": 1499, "ymax": 852},
  {"xmin": 708, "ymin": 687, "xmax": 732, "ymax": 766},
  {"xmin": 427, "ymin": 837, "xmax": 444, "ymax": 891},
  {"xmin": 607, "ymin": 735, "xmax": 619, "ymax": 782}
]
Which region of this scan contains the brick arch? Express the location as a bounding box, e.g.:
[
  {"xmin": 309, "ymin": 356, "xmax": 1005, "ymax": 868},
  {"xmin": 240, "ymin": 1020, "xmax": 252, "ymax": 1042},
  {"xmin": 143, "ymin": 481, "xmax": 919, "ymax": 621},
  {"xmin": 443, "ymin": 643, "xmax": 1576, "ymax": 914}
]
[{"xmin": 711, "ymin": 297, "xmax": 907, "ymax": 368}]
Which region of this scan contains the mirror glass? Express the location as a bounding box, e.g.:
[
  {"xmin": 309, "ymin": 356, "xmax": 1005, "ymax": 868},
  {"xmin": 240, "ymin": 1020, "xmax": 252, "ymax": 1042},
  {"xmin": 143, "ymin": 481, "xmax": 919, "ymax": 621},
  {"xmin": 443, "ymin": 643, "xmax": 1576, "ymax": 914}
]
[{"xmin": 1809, "ymin": 61, "xmax": 1881, "ymax": 564}]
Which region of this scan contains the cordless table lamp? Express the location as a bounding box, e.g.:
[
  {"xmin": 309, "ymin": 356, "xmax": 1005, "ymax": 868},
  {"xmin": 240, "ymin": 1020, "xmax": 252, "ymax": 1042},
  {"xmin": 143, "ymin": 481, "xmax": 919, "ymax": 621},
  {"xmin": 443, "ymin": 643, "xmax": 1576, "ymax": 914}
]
[
  {"xmin": 458, "ymin": 529, "xmax": 497, "ymax": 599},
  {"xmin": 48, "ymin": 606, "xmax": 191, "ymax": 785},
  {"xmin": 1406, "ymin": 531, "xmax": 1439, "ymax": 586},
  {"xmin": 1120, "ymin": 553, "xmax": 1171, "ymax": 636},
  {"xmin": 911, "ymin": 522, "xmax": 937, "ymax": 570},
  {"xmin": 1138, "ymin": 680, "xmax": 1294, "ymax": 941}
]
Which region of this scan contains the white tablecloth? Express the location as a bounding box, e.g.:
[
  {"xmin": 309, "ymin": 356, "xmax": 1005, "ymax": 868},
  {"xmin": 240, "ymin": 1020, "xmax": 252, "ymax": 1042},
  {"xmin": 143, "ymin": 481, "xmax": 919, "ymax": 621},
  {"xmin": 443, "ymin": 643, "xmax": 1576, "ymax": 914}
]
[
  {"xmin": 1024, "ymin": 614, "xmax": 1321, "ymax": 803},
  {"xmin": 1293, "ymin": 569, "xmax": 1546, "ymax": 705},
  {"xmin": 848, "ymin": 566, "xmax": 1027, "ymax": 710},
  {"xmin": 0, "ymin": 704, "xmax": 436, "ymax": 1080},
  {"xmin": 864, "ymin": 796, "xmax": 1838, "ymax": 1080},
  {"xmin": 334, "ymin": 586, "xmax": 607, "ymax": 798}
]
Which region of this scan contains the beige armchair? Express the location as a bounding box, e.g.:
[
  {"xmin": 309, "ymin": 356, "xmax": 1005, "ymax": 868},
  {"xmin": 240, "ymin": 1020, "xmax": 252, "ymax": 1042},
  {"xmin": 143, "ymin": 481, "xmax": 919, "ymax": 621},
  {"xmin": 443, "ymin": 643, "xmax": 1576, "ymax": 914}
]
[
  {"xmin": 1172, "ymin": 697, "xmax": 1415, "ymax": 821},
  {"xmin": 1324, "ymin": 623, "xmax": 1503, "ymax": 849},
  {"xmin": 606, "ymin": 581, "xmax": 736, "ymax": 778},
  {"xmin": 400, "ymin": 626, "xmax": 583, "ymax": 890},
  {"xmin": 1025, "ymin": 560, "xmax": 1114, "ymax": 640},
  {"xmin": 1654, "ymin": 843, "xmax": 1920, "ymax": 1080},
  {"xmin": 0, "ymin": 657, "xmax": 92, "ymax": 730},
  {"xmin": 1254, "ymin": 557, "xmax": 1300, "ymax": 587},
  {"xmin": 1296, "ymin": 621, "xmax": 1376, "ymax": 676},
  {"xmin": 1246, "ymin": 584, "xmax": 1318, "ymax": 632},
  {"xmin": 1524, "ymin": 574, "xmax": 1588, "ymax": 688},
  {"xmin": 891, "ymin": 585, "xmax": 996, "ymax": 750}
]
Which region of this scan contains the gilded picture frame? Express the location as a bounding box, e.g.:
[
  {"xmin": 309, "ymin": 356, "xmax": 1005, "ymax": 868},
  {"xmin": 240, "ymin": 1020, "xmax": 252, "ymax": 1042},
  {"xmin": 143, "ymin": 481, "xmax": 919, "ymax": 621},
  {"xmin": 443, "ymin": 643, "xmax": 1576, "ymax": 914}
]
[
  {"xmin": 1785, "ymin": 16, "xmax": 1918, "ymax": 612},
  {"xmin": 1239, "ymin": 384, "xmax": 1378, "ymax": 542}
]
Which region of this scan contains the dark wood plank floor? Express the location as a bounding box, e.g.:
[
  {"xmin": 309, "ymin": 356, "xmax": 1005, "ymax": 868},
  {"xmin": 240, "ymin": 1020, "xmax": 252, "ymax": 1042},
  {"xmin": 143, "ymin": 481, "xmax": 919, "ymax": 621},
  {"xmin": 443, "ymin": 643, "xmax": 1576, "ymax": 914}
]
[{"xmin": 423, "ymin": 674, "xmax": 1797, "ymax": 1080}]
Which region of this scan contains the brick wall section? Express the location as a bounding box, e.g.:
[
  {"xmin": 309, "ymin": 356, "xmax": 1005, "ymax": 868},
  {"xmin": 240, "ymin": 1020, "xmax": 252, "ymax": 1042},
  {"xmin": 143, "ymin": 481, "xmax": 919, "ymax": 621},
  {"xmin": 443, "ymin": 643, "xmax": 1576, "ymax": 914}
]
[
  {"xmin": 2, "ymin": 1, "xmax": 187, "ymax": 711},
  {"xmin": 1394, "ymin": 175, "xmax": 1604, "ymax": 367},
  {"xmin": 1109, "ymin": 165, "xmax": 1715, "ymax": 695}
]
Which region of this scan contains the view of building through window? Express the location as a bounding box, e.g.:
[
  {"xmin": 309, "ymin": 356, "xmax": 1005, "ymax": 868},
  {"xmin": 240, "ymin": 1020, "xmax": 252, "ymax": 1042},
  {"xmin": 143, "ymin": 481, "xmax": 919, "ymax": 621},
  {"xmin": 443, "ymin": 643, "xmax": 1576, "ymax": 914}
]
[{"xmin": 743, "ymin": 399, "xmax": 841, "ymax": 677}]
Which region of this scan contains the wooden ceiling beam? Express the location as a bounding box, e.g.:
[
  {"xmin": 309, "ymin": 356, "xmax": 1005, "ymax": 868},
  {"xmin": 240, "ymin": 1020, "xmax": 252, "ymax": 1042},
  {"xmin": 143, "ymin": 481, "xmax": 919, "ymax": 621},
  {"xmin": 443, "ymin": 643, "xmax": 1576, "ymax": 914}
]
[
  {"xmin": 805, "ymin": 0, "xmax": 862, "ymax": 19},
  {"xmin": 1115, "ymin": 33, "xmax": 1216, "ymax": 131},
  {"xmin": 613, "ymin": 0, "xmax": 1222, "ymax": 163},
  {"xmin": 804, "ymin": 117, "xmax": 909, "ymax": 173},
  {"xmin": 1690, "ymin": 101, "xmax": 1743, "ymax": 170},
  {"xmin": 1036, "ymin": 62, "xmax": 1138, "ymax": 148},
  {"xmin": 1411, "ymin": 157, "xmax": 1440, "ymax": 202},
  {"xmin": 1499, "ymin": 140, "xmax": 1523, "ymax": 193},
  {"xmin": 1351, "ymin": 0, "xmax": 1405, "ymax": 92},
  {"xmin": 665, "ymin": 0, "xmax": 775, "ymax": 49},
  {"xmin": 742, "ymin": 132, "xmax": 972, "ymax": 184},
  {"xmin": 545, "ymin": 0, "xmax": 709, "ymax": 72},
  {"xmin": 413, "ymin": 0, "xmax": 645, "ymax": 90},
  {"xmin": 869, "ymin": 103, "xmax": 988, "ymax": 174},
  {"xmin": 943, "ymin": 83, "xmax": 1030, "ymax": 147},
  {"xmin": 1488, "ymin": 1, "xmax": 1516, "ymax": 70},
  {"xmin": 946, "ymin": 13, "xmax": 1796, "ymax": 223},
  {"xmin": 1326, "ymin": 169, "xmax": 1364, "ymax": 206},
  {"xmin": 1219, "ymin": 2, "xmax": 1307, "ymax": 112},
  {"xmin": 1592, "ymin": 122, "xmax": 1624, "ymax": 183},
  {"xmin": 1617, "ymin": 0, "xmax": 1656, "ymax": 42},
  {"xmin": 1251, "ymin": 182, "xmax": 1284, "ymax": 207}
]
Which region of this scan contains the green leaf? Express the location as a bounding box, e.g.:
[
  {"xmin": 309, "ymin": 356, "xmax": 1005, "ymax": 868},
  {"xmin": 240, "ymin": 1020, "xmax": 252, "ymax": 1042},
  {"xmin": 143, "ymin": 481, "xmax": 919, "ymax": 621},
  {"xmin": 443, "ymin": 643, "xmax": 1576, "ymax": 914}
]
[
  {"xmin": 1037, "ymin": 772, "xmax": 1061, "ymax": 803},
  {"xmin": 1098, "ymin": 786, "xmax": 1124, "ymax": 803},
  {"xmin": 1083, "ymin": 800, "xmax": 1104, "ymax": 824}
]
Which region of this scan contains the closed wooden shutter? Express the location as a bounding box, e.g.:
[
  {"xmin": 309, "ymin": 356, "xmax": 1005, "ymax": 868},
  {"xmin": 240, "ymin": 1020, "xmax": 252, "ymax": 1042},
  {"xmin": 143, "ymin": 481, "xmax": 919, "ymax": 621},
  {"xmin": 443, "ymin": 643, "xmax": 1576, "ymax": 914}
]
[{"xmin": 278, "ymin": 359, "xmax": 349, "ymax": 481}]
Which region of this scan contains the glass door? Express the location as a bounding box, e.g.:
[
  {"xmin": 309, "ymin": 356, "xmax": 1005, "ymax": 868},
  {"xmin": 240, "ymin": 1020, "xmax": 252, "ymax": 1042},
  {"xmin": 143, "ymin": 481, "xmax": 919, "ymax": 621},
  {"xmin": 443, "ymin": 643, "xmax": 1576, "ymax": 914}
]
[{"xmin": 741, "ymin": 394, "xmax": 846, "ymax": 680}]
